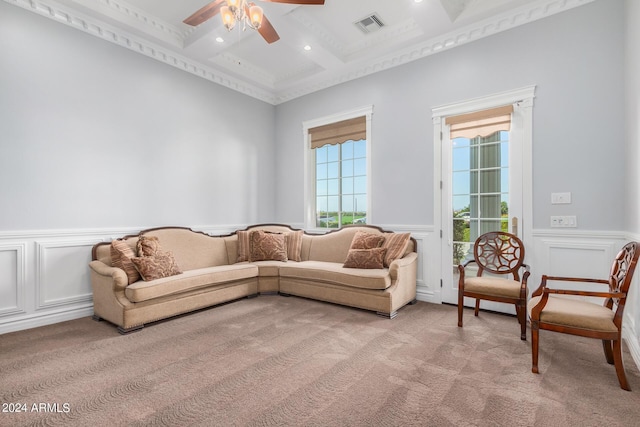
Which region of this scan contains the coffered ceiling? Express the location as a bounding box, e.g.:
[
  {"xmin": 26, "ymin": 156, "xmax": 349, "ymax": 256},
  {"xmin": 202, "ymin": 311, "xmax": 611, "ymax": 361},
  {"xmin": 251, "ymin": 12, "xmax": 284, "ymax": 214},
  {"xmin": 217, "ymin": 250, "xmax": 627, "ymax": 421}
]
[{"xmin": 5, "ymin": 0, "xmax": 594, "ymax": 104}]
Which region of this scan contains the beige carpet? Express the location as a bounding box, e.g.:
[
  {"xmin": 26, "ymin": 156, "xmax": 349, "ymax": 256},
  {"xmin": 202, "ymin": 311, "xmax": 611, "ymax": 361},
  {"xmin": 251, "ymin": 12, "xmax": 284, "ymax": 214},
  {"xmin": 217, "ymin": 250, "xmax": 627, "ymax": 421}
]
[{"xmin": 1, "ymin": 296, "xmax": 639, "ymax": 426}]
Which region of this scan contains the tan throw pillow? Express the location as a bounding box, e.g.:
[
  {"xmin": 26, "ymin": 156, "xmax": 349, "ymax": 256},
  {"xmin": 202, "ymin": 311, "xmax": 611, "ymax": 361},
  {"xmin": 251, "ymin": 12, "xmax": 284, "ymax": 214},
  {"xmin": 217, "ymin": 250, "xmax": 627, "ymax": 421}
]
[
  {"xmin": 137, "ymin": 235, "xmax": 161, "ymax": 257},
  {"xmin": 286, "ymin": 230, "xmax": 303, "ymax": 262},
  {"xmin": 236, "ymin": 230, "xmax": 251, "ymax": 262},
  {"xmin": 131, "ymin": 251, "xmax": 182, "ymax": 281},
  {"xmin": 382, "ymin": 233, "xmax": 411, "ymax": 267},
  {"xmin": 110, "ymin": 239, "xmax": 140, "ymax": 284},
  {"xmin": 350, "ymin": 231, "xmax": 385, "ymax": 249},
  {"xmin": 343, "ymin": 247, "xmax": 387, "ymax": 269},
  {"xmin": 250, "ymin": 230, "xmax": 288, "ymax": 262}
]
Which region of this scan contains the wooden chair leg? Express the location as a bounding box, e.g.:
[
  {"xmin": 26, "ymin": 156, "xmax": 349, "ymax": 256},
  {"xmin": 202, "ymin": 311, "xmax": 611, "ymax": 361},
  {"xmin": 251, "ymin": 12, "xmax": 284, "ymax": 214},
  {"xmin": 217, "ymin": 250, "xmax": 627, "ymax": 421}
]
[
  {"xmin": 517, "ymin": 304, "xmax": 526, "ymax": 341},
  {"xmin": 612, "ymin": 339, "xmax": 631, "ymax": 391},
  {"xmin": 474, "ymin": 299, "xmax": 480, "ymax": 317},
  {"xmin": 457, "ymin": 297, "xmax": 463, "ymax": 327},
  {"xmin": 602, "ymin": 340, "xmax": 614, "ymax": 364},
  {"xmin": 531, "ymin": 323, "xmax": 539, "ymax": 374}
]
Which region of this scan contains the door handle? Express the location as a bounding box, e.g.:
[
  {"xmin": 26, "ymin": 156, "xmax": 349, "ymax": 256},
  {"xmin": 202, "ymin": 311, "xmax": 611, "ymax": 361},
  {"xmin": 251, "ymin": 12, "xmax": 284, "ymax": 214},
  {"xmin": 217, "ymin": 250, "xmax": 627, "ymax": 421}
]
[{"xmin": 512, "ymin": 217, "xmax": 518, "ymax": 236}]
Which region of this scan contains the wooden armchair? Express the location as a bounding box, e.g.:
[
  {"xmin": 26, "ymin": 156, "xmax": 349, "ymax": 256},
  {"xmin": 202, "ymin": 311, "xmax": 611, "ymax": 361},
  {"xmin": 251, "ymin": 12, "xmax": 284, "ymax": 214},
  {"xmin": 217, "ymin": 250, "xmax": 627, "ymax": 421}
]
[
  {"xmin": 458, "ymin": 231, "xmax": 530, "ymax": 340},
  {"xmin": 528, "ymin": 242, "xmax": 639, "ymax": 390}
]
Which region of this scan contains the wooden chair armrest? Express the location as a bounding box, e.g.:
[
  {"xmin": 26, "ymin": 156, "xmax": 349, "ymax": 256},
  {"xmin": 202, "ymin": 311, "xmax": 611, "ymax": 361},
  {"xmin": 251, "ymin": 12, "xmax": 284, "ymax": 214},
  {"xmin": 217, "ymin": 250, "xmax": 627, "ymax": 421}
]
[
  {"xmin": 543, "ymin": 288, "xmax": 623, "ymax": 299},
  {"xmin": 531, "ymin": 274, "xmax": 609, "ymax": 297}
]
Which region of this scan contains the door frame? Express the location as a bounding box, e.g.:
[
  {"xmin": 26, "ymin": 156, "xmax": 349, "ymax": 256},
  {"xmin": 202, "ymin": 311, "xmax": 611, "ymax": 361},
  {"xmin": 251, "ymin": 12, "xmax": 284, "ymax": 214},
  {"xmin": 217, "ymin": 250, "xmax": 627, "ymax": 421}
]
[{"xmin": 431, "ymin": 86, "xmax": 536, "ymax": 305}]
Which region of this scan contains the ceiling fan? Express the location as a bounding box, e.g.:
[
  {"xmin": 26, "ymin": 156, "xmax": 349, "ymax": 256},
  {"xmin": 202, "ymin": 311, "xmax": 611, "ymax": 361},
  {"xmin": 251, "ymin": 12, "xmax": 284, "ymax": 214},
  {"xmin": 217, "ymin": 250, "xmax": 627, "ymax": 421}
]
[{"xmin": 183, "ymin": 0, "xmax": 325, "ymax": 44}]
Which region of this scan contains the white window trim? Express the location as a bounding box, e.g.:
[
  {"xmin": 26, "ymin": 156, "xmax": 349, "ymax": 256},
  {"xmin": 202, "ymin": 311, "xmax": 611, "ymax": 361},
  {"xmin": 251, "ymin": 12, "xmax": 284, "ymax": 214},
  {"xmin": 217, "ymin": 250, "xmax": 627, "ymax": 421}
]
[{"xmin": 303, "ymin": 105, "xmax": 373, "ymax": 231}]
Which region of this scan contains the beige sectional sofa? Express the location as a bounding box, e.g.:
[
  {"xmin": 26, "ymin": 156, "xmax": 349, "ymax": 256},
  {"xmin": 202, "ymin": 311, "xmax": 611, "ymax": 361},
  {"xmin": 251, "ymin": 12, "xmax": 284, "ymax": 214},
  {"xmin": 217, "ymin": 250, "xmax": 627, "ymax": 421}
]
[{"xmin": 90, "ymin": 224, "xmax": 418, "ymax": 333}]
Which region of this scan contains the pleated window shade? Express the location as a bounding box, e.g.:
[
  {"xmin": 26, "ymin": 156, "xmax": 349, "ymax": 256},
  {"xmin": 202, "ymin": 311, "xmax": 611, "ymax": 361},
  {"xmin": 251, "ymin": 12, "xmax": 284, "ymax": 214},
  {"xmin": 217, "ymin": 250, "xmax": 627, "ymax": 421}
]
[
  {"xmin": 309, "ymin": 116, "xmax": 366, "ymax": 149},
  {"xmin": 445, "ymin": 105, "xmax": 514, "ymax": 139}
]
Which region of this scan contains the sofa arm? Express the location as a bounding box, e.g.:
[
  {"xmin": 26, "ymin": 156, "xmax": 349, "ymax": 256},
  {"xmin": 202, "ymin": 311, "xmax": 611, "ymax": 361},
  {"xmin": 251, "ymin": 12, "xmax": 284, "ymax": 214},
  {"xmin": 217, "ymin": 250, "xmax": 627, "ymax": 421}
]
[
  {"xmin": 89, "ymin": 260, "xmax": 129, "ymax": 291},
  {"xmin": 389, "ymin": 252, "xmax": 418, "ymax": 280}
]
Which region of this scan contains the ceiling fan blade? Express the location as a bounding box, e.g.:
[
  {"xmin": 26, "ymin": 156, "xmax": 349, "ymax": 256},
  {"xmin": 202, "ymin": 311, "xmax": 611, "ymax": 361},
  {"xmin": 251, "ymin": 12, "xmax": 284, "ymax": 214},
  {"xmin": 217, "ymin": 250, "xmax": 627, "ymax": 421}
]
[
  {"xmin": 258, "ymin": 14, "xmax": 280, "ymax": 44},
  {"xmin": 260, "ymin": 0, "xmax": 325, "ymax": 4},
  {"xmin": 183, "ymin": 0, "xmax": 226, "ymax": 26}
]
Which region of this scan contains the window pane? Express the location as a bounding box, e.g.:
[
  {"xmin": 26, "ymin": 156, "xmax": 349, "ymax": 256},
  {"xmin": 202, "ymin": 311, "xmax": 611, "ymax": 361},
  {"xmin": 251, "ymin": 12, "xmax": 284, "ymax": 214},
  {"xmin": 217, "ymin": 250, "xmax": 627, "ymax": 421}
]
[
  {"xmin": 342, "ymin": 159, "xmax": 354, "ymax": 177},
  {"xmin": 354, "ymin": 140, "xmax": 366, "ymax": 158},
  {"xmin": 342, "ymin": 177, "xmax": 354, "ymax": 195},
  {"xmin": 354, "ymin": 158, "xmax": 366, "ymax": 176},
  {"xmin": 327, "ymin": 162, "xmax": 339, "ymax": 179},
  {"xmin": 316, "ymin": 145, "xmax": 327, "ymax": 163},
  {"xmin": 354, "ymin": 176, "xmax": 366, "ymax": 194},
  {"xmin": 327, "ymin": 144, "xmax": 339, "ymax": 162},
  {"xmin": 328, "ymin": 179, "xmax": 339, "ymax": 195},
  {"xmin": 342, "ymin": 141, "xmax": 354, "ymax": 159},
  {"xmin": 316, "ymin": 163, "xmax": 327, "ymax": 180},
  {"xmin": 317, "ymin": 179, "xmax": 328, "ymax": 196},
  {"xmin": 453, "ymin": 171, "xmax": 470, "ymax": 195},
  {"xmin": 342, "ymin": 195, "xmax": 354, "ymax": 213}
]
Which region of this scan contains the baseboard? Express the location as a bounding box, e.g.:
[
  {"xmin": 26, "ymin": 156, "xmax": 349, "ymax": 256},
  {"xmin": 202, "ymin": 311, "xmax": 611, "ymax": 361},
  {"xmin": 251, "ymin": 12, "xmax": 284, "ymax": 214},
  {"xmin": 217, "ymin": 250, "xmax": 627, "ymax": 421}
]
[{"xmin": 0, "ymin": 304, "xmax": 94, "ymax": 335}]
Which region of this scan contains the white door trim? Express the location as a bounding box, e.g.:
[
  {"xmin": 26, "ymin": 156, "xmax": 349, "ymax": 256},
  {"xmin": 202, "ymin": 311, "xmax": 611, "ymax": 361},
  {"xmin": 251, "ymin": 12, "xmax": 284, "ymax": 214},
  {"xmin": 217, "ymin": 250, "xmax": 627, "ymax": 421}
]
[{"xmin": 431, "ymin": 85, "xmax": 536, "ymax": 305}]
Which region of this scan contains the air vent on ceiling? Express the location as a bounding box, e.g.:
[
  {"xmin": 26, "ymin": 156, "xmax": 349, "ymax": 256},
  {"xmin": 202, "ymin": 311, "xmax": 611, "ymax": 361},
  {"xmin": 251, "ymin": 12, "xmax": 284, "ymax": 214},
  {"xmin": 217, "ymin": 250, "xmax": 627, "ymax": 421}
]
[{"xmin": 354, "ymin": 13, "xmax": 385, "ymax": 34}]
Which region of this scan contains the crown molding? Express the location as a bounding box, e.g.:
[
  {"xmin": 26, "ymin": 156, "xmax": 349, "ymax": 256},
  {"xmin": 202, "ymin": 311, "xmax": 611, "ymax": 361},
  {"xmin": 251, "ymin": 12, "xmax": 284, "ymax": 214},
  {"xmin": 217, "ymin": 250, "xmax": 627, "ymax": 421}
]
[{"xmin": 5, "ymin": 0, "xmax": 595, "ymax": 105}]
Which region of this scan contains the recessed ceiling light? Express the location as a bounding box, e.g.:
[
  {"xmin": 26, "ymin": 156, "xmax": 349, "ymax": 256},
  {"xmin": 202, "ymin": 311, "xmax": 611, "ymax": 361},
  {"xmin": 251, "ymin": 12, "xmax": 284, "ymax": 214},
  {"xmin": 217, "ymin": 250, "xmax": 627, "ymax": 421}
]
[
  {"xmin": 215, "ymin": 37, "xmax": 224, "ymax": 43},
  {"xmin": 303, "ymin": 45, "xmax": 312, "ymax": 51}
]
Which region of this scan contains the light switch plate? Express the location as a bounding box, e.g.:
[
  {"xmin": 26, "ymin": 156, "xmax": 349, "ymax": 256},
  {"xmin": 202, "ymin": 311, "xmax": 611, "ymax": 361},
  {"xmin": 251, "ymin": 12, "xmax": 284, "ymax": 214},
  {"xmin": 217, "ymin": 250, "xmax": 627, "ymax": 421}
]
[
  {"xmin": 551, "ymin": 215, "xmax": 577, "ymax": 227},
  {"xmin": 551, "ymin": 192, "xmax": 572, "ymax": 204}
]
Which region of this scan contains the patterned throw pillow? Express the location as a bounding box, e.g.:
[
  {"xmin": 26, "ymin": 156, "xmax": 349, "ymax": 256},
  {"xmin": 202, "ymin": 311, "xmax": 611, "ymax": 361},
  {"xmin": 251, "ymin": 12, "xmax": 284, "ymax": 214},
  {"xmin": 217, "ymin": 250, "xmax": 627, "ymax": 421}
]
[
  {"xmin": 350, "ymin": 231, "xmax": 386, "ymax": 249},
  {"xmin": 250, "ymin": 230, "xmax": 288, "ymax": 262},
  {"xmin": 382, "ymin": 233, "xmax": 411, "ymax": 267},
  {"xmin": 343, "ymin": 247, "xmax": 387, "ymax": 269},
  {"xmin": 236, "ymin": 230, "xmax": 251, "ymax": 262},
  {"xmin": 286, "ymin": 230, "xmax": 303, "ymax": 262},
  {"xmin": 131, "ymin": 251, "xmax": 182, "ymax": 281},
  {"xmin": 137, "ymin": 235, "xmax": 161, "ymax": 257},
  {"xmin": 110, "ymin": 239, "xmax": 141, "ymax": 284}
]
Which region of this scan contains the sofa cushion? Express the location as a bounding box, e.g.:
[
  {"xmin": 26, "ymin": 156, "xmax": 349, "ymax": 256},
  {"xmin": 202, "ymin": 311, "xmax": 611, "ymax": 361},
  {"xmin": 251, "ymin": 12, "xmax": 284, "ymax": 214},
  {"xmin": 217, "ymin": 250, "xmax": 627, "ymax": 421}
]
[
  {"xmin": 343, "ymin": 248, "xmax": 387, "ymax": 269},
  {"xmin": 250, "ymin": 230, "xmax": 288, "ymax": 262},
  {"xmin": 236, "ymin": 230, "xmax": 251, "ymax": 262},
  {"xmin": 350, "ymin": 231, "xmax": 386, "ymax": 249},
  {"xmin": 382, "ymin": 233, "xmax": 411, "ymax": 267},
  {"xmin": 137, "ymin": 235, "xmax": 161, "ymax": 257},
  {"xmin": 279, "ymin": 261, "xmax": 390, "ymax": 290},
  {"xmin": 286, "ymin": 230, "xmax": 304, "ymax": 262},
  {"xmin": 110, "ymin": 239, "xmax": 140, "ymax": 284},
  {"xmin": 131, "ymin": 251, "xmax": 183, "ymax": 281},
  {"xmin": 125, "ymin": 264, "xmax": 259, "ymax": 303}
]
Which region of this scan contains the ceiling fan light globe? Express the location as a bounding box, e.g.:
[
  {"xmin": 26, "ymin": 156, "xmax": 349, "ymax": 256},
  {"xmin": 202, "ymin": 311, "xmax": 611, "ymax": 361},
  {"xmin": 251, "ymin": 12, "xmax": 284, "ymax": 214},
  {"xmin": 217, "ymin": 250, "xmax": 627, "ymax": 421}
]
[
  {"xmin": 249, "ymin": 5, "xmax": 263, "ymax": 29},
  {"xmin": 221, "ymin": 6, "xmax": 236, "ymax": 31},
  {"xmin": 226, "ymin": 0, "xmax": 242, "ymax": 12}
]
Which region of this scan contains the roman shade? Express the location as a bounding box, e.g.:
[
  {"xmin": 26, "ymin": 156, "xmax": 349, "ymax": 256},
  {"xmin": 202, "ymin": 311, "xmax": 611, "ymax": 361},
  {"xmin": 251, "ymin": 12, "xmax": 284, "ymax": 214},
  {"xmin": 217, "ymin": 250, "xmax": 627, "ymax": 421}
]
[
  {"xmin": 309, "ymin": 116, "xmax": 366, "ymax": 149},
  {"xmin": 446, "ymin": 105, "xmax": 513, "ymax": 139}
]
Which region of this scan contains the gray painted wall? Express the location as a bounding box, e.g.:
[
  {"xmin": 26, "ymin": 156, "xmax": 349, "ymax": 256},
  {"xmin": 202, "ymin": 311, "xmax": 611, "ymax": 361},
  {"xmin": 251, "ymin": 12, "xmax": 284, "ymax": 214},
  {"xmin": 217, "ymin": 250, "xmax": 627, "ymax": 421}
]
[
  {"xmin": 0, "ymin": 2, "xmax": 276, "ymax": 231},
  {"xmin": 274, "ymin": 0, "xmax": 626, "ymax": 231},
  {"xmin": 627, "ymin": 0, "xmax": 640, "ymax": 235}
]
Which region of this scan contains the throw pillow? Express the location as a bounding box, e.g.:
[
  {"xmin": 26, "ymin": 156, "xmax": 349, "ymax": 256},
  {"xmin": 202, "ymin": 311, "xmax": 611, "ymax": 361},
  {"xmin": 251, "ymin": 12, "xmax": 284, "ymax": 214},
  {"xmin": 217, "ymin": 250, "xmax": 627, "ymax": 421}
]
[
  {"xmin": 110, "ymin": 239, "xmax": 140, "ymax": 284},
  {"xmin": 286, "ymin": 230, "xmax": 304, "ymax": 262},
  {"xmin": 137, "ymin": 235, "xmax": 161, "ymax": 257},
  {"xmin": 343, "ymin": 247, "xmax": 387, "ymax": 269},
  {"xmin": 236, "ymin": 230, "xmax": 251, "ymax": 263},
  {"xmin": 131, "ymin": 251, "xmax": 182, "ymax": 281},
  {"xmin": 250, "ymin": 230, "xmax": 288, "ymax": 262},
  {"xmin": 350, "ymin": 231, "xmax": 385, "ymax": 250},
  {"xmin": 382, "ymin": 233, "xmax": 411, "ymax": 267}
]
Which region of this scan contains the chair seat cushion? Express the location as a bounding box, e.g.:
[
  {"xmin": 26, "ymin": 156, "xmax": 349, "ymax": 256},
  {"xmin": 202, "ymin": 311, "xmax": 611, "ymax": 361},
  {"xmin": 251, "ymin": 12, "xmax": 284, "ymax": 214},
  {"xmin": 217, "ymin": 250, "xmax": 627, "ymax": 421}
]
[
  {"xmin": 528, "ymin": 295, "xmax": 617, "ymax": 333},
  {"xmin": 464, "ymin": 276, "xmax": 522, "ymax": 299}
]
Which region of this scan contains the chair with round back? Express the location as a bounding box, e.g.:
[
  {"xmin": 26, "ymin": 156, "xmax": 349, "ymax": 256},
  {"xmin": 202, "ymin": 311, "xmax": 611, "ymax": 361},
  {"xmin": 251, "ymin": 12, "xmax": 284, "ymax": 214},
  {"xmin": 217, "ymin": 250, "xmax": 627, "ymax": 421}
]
[{"xmin": 458, "ymin": 231, "xmax": 530, "ymax": 340}]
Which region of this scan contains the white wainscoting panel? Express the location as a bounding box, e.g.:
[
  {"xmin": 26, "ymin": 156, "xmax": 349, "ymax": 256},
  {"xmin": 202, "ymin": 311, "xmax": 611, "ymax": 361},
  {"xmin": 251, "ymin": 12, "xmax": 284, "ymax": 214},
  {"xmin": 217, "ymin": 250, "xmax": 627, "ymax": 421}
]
[
  {"xmin": 35, "ymin": 238, "xmax": 100, "ymax": 310},
  {"xmin": 0, "ymin": 242, "xmax": 26, "ymax": 317}
]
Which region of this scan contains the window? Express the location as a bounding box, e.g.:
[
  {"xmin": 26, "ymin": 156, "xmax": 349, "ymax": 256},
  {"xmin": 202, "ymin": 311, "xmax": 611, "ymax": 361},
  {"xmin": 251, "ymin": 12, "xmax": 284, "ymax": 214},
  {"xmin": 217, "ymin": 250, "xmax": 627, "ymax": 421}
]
[{"xmin": 303, "ymin": 106, "xmax": 373, "ymax": 230}]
